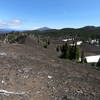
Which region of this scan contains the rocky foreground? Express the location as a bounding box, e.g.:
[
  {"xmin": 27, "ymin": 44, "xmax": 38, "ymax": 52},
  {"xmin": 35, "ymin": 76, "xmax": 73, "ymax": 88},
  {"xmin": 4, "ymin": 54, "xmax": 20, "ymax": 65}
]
[{"xmin": 0, "ymin": 43, "xmax": 100, "ymax": 100}]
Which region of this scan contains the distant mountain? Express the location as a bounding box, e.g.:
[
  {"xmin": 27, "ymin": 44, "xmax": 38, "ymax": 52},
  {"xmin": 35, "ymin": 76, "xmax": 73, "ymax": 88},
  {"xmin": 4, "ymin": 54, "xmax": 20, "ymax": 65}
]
[
  {"xmin": 80, "ymin": 26, "xmax": 100, "ymax": 30},
  {"xmin": 24, "ymin": 25, "xmax": 100, "ymax": 38},
  {"xmin": 35, "ymin": 27, "xmax": 51, "ymax": 31},
  {"xmin": 0, "ymin": 28, "xmax": 14, "ymax": 34}
]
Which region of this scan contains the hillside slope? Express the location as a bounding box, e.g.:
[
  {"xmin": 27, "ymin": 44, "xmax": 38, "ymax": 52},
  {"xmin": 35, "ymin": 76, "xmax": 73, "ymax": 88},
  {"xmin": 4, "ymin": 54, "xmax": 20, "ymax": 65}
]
[{"xmin": 0, "ymin": 42, "xmax": 100, "ymax": 100}]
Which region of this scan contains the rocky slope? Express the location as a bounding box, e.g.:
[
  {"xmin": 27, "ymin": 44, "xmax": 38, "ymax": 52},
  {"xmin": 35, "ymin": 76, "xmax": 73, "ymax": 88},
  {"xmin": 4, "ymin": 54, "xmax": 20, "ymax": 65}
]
[{"xmin": 0, "ymin": 42, "xmax": 99, "ymax": 100}]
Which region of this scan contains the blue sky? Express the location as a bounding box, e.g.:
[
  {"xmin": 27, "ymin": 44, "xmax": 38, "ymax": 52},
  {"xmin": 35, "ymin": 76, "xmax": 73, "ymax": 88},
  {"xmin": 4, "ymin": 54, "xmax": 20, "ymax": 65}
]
[{"xmin": 0, "ymin": 0, "xmax": 100, "ymax": 30}]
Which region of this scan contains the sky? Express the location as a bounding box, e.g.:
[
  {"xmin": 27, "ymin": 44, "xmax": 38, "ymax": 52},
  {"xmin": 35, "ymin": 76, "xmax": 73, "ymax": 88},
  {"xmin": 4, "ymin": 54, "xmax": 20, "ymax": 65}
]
[{"xmin": 0, "ymin": 0, "xmax": 100, "ymax": 30}]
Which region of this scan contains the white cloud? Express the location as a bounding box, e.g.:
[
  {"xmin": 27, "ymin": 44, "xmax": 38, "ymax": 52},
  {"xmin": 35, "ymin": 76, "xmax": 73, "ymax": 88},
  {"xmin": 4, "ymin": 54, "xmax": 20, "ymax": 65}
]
[
  {"xmin": 0, "ymin": 19, "xmax": 40, "ymax": 30},
  {"xmin": 11, "ymin": 26, "xmax": 40, "ymax": 30},
  {"xmin": 0, "ymin": 19, "xmax": 22, "ymax": 28},
  {"xmin": 9, "ymin": 20, "xmax": 22, "ymax": 25}
]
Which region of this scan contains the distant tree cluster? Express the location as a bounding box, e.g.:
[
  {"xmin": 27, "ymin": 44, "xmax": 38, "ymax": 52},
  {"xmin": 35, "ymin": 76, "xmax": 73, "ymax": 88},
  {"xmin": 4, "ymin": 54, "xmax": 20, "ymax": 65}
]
[
  {"xmin": 24, "ymin": 26, "xmax": 100, "ymax": 42},
  {"xmin": 42, "ymin": 39, "xmax": 50, "ymax": 48},
  {"xmin": 59, "ymin": 42, "xmax": 80, "ymax": 60},
  {"xmin": 4, "ymin": 31, "xmax": 28, "ymax": 44}
]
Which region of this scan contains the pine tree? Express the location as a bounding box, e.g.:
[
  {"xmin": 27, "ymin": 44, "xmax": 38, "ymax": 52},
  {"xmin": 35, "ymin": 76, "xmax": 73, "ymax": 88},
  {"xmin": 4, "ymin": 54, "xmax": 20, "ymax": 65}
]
[
  {"xmin": 96, "ymin": 58, "xmax": 100, "ymax": 68},
  {"xmin": 60, "ymin": 42, "xmax": 80, "ymax": 60},
  {"xmin": 81, "ymin": 50, "xmax": 85, "ymax": 63},
  {"xmin": 60, "ymin": 43, "xmax": 69, "ymax": 58},
  {"xmin": 56, "ymin": 45, "xmax": 60, "ymax": 52},
  {"xmin": 69, "ymin": 44, "xmax": 80, "ymax": 60},
  {"xmin": 75, "ymin": 46, "xmax": 80, "ymax": 60},
  {"xmin": 69, "ymin": 46, "xmax": 74, "ymax": 60},
  {"xmin": 47, "ymin": 39, "xmax": 50, "ymax": 45}
]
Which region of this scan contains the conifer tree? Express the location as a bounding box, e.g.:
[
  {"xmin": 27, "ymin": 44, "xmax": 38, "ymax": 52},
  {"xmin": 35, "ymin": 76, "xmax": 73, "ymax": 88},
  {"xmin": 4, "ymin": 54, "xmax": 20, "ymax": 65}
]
[
  {"xmin": 81, "ymin": 50, "xmax": 85, "ymax": 63},
  {"xmin": 96, "ymin": 58, "xmax": 100, "ymax": 68},
  {"xmin": 60, "ymin": 43, "xmax": 68, "ymax": 58},
  {"xmin": 75, "ymin": 46, "xmax": 80, "ymax": 60},
  {"xmin": 56, "ymin": 45, "xmax": 60, "ymax": 52},
  {"xmin": 60, "ymin": 42, "xmax": 80, "ymax": 60}
]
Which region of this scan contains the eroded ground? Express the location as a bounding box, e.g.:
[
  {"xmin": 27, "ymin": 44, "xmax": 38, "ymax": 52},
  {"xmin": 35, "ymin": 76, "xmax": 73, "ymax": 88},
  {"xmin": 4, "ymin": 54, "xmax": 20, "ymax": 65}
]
[{"xmin": 0, "ymin": 43, "xmax": 100, "ymax": 100}]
